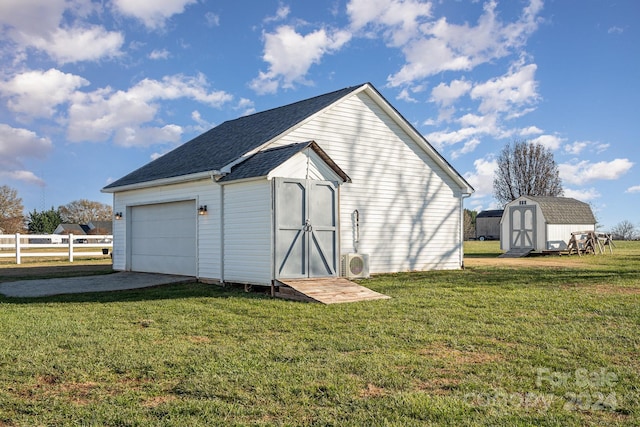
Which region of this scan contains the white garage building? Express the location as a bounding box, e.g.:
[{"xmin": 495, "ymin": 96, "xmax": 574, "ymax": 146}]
[{"xmin": 102, "ymin": 83, "xmax": 474, "ymax": 286}]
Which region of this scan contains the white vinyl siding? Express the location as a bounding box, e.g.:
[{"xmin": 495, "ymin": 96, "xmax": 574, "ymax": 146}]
[
  {"xmin": 273, "ymin": 92, "xmax": 463, "ymax": 272},
  {"xmin": 547, "ymin": 224, "xmax": 595, "ymax": 250},
  {"xmin": 112, "ymin": 179, "xmax": 221, "ymax": 280},
  {"xmin": 222, "ymin": 180, "xmax": 272, "ymax": 284},
  {"xmin": 269, "ymin": 149, "xmax": 344, "ymax": 183}
]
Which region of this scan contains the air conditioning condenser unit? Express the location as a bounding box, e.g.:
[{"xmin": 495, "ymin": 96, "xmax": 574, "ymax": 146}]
[{"xmin": 341, "ymin": 253, "xmax": 369, "ymax": 279}]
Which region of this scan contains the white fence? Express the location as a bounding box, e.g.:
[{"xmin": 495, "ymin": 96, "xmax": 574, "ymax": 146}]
[{"xmin": 0, "ymin": 233, "xmax": 113, "ymax": 264}]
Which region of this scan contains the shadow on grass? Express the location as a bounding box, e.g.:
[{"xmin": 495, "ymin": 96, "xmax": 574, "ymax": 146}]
[
  {"xmin": 0, "ymin": 281, "xmax": 273, "ymax": 305},
  {"xmin": 0, "ymin": 263, "xmax": 114, "ymax": 282}
]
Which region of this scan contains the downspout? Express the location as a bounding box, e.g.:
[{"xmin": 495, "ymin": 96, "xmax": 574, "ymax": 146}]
[{"xmin": 219, "ymin": 183, "xmax": 225, "ymax": 286}]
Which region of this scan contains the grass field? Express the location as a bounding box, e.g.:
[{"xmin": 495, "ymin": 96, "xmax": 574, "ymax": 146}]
[{"xmin": 0, "ymin": 242, "xmax": 638, "ymax": 426}]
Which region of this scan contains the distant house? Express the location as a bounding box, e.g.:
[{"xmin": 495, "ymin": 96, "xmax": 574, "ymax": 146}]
[
  {"xmin": 86, "ymin": 221, "xmax": 113, "ymax": 235},
  {"xmin": 53, "ymin": 221, "xmax": 113, "ymax": 236},
  {"xmin": 475, "ymin": 210, "xmax": 503, "ymax": 241},
  {"xmin": 500, "ymin": 196, "xmax": 596, "ymax": 254},
  {"xmin": 52, "ymin": 221, "xmax": 113, "ymax": 243},
  {"xmin": 54, "ymin": 223, "xmax": 92, "ymax": 235},
  {"xmin": 102, "ymin": 83, "xmax": 474, "ymax": 285}
]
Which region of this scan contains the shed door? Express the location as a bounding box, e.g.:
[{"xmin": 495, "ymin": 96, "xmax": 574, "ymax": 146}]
[
  {"xmin": 275, "ymin": 178, "xmax": 338, "ymax": 279},
  {"xmin": 509, "ymin": 206, "xmax": 536, "ymax": 250},
  {"xmin": 129, "ymin": 200, "xmax": 196, "ymax": 276}
]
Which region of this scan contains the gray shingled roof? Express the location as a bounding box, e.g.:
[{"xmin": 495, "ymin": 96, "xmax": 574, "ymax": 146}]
[
  {"xmin": 527, "ymin": 196, "xmax": 596, "ymax": 224},
  {"xmin": 103, "ymin": 84, "xmax": 363, "ymax": 190},
  {"xmin": 477, "ymin": 209, "xmax": 503, "ymax": 218},
  {"xmin": 88, "ymin": 221, "xmax": 113, "ymax": 234},
  {"xmin": 219, "ymin": 141, "xmax": 350, "ymax": 183},
  {"xmin": 55, "ymin": 224, "xmax": 91, "ymax": 235}
]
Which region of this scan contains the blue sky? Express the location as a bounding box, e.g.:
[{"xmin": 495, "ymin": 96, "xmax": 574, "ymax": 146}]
[{"xmin": 0, "ymin": 0, "xmax": 637, "ymax": 230}]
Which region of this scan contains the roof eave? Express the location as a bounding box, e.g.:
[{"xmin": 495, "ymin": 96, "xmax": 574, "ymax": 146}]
[{"xmin": 101, "ymin": 170, "xmax": 221, "ymax": 193}]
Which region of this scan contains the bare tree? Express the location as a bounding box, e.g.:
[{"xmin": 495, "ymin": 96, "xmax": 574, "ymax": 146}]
[
  {"xmin": 0, "ymin": 185, "xmax": 25, "ymax": 233},
  {"xmin": 493, "ymin": 140, "xmax": 563, "ymax": 206},
  {"xmin": 610, "ymin": 220, "xmax": 638, "ymax": 240},
  {"xmin": 59, "ymin": 199, "xmax": 112, "ymax": 223},
  {"xmin": 464, "ymin": 209, "xmax": 477, "ymax": 240}
]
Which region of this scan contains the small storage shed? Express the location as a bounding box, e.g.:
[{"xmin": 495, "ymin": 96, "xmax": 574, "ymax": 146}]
[
  {"xmin": 102, "ymin": 83, "xmax": 474, "ymax": 285},
  {"xmin": 475, "ymin": 210, "xmax": 503, "ymax": 240},
  {"xmin": 500, "ymin": 196, "xmax": 597, "ymax": 253}
]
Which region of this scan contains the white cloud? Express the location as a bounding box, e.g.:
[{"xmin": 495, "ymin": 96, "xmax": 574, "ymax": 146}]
[
  {"xmin": 67, "ymin": 74, "xmax": 232, "ymax": 145},
  {"xmin": 264, "ymin": 5, "xmax": 291, "ymax": 23},
  {"xmin": 0, "ymin": 124, "xmax": 52, "ymax": 170},
  {"xmin": 205, "ymin": 12, "xmax": 220, "ymax": 27},
  {"xmin": 0, "ymin": 0, "xmax": 124, "ymax": 64},
  {"xmin": 111, "ymin": 0, "xmax": 198, "ymax": 29},
  {"xmin": 149, "ymin": 49, "xmax": 171, "ymax": 60},
  {"xmin": 347, "ymin": 0, "xmax": 433, "ymax": 46},
  {"xmin": 114, "ymin": 124, "xmax": 183, "ymax": 148},
  {"xmin": 250, "ymin": 25, "xmax": 352, "ymax": 94},
  {"xmin": 626, "ymin": 185, "xmax": 640, "ymax": 194},
  {"xmin": 0, "ymin": 170, "xmax": 46, "ymax": 187},
  {"xmin": 396, "ymin": 88, "xmax": 418, "ymax": 103},
  {"xmin": 563, "ymin": 187, "xmax": 601, "ymax": 201},
  {"xmin": 470, "ymin": 62, "xmax": 539, "ymax": 114},
  {"xmin": 388, "ymin": 37, "xmax": 472, "ymax": 86},
  {"xmin": 530, "ymin": 134, "xmax": 565, "ymax": 150},
  {"xmin": 451, "ymin": 138, "xmax": 481, "ymax": 159},
  {"xmin": 0, "ymin": 69, "xmax": 89, "ymax": 119},
  {"xmin": 519, "ymin": 126, "xmax": 543, "ymax": 136},
  {"xmin": 564, "ymin": 141, "xmax": 589, "ymax": 155},
  {"xmin": 387, "ymin": 0, "xmax": 543, "ymax": 86},
  {"xmin": 426, "ymin": 113, "xmax": 501, "ymax": 150},
  {"xmin": 424, "ymin": 62, "xmax": 541, "ymax": 155},
  {"xmin": 430, "ymin": 79, "xmax": 471, "ymax": 106},
  {"xmin": 27, "ymin": 26, "xmax": 124, "ymax": 64},
  {"xmin": 464, "ymin": 156, "xmax": 498, "ymax": 198},
  {"xmin": 235, "ymin": 98, "xmax": 256, "ymax": 116},
  {"xmin": 0, "ymin": 0, "xmax": 66, "ymax": 34},
  {"xmin": 559, "ymin": 158, "xmax": 634, "ymax": 185},
  {"xmin": 608, "ymin": 26, "xmax": 624, "ymax": 35},
  {"xmin": 190, "ymin": 110, "xmax": 215, "ymax": 132}
]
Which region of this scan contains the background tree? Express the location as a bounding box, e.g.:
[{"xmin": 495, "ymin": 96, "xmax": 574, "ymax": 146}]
[
  {"xmin": 27, "ymin": 208, "xmax": 62, "ymax": 234},
  {"xmin": 0, "ymin": 185, "xmax": 26, "ymax": 233},
  {"xmin": 493, "ymin": 140, "xmax": 563, "ymax": 207},
  {"xmin": 610, "ymin": 220, "xmax": 638, "ymax": 240},
  {"xmin": 59, "ymin": 199, "xmax": 112, "ymax": 223},
  {"xmin": 463, "ymin": 209, "xmax": 477, "ymax": 241}
]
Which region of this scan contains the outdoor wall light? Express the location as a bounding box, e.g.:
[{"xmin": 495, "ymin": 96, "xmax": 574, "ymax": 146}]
[
  {"xmin": 115, "ymin": 212, "xmax": 123, "ymax": 220},
  {"xmin": 198, "ymin": 205, "xmax": 207, "ymax": 215}
]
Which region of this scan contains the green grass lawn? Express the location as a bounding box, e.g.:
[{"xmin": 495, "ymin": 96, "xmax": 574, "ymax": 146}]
[{"xmin": 0, "ymin": 242, "xmax": 638, "ymax": 426}]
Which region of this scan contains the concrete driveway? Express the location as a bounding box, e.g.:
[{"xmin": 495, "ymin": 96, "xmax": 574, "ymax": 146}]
[{"xmin": 0, "ymin": 272, "xmax": 194, "ymax": 298}]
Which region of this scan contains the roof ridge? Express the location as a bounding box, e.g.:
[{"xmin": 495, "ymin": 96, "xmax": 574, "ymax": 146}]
[{"xmin": 221, "ymin": 84, "xmax": 366, "ymax": 125}]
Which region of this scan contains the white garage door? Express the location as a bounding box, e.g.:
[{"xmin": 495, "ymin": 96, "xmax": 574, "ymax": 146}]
[{"xmin": 130, "ymin": 200, "xmax": 196, "ymax": 276}]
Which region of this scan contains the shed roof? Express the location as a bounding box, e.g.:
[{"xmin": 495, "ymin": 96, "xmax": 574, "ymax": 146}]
[
  {"xmin": 526, "ymin": 196, "xmax": 596, "ymax": 224},
  {"xmin": 219, "ymin": 141, "xmax": 350, "ymax": 183},
  {"xmin": 477, "ymin": 209, "xmax": 504, "ymax": 218}
]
